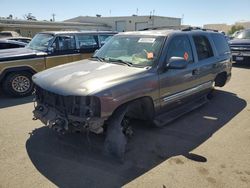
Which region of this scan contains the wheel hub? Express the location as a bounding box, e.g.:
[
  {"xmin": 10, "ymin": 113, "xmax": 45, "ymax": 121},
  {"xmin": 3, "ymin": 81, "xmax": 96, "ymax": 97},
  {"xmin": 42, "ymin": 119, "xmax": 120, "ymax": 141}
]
[{"xmin": 12, "ymin": 75, "xmax": 30, "ymax": 93}]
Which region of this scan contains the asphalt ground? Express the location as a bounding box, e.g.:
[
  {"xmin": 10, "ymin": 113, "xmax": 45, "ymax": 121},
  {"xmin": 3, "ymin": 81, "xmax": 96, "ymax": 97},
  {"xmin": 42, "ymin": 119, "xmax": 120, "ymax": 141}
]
[{"xmin": 0, "ymin": 64, "xmax": 249, "ymax": 188}]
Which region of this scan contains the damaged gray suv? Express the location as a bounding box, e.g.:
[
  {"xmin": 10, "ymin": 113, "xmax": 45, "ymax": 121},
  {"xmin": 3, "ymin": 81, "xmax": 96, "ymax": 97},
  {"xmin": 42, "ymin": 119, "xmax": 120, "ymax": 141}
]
[{"xmin": 32, "ymin": 28, "xmax": 232, "ymax": 158}]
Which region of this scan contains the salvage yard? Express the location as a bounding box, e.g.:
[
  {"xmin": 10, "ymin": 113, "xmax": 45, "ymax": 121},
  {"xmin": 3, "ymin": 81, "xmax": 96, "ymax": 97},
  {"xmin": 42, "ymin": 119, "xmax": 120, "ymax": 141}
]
[{"xmin": 0, "ymin": 65, "xmax": 250, "ymax": 188}]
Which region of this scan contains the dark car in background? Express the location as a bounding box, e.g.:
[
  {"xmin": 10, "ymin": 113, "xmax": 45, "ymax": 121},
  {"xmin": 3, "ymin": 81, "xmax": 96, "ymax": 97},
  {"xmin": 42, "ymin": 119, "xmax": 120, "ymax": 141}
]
[
  {"xmin": 5, "ymin": 37, "xmax": 32, "ymax": 44},
  {"xmin": 229, "ymin": 29, "xmax": 250, "ymax": 64},
  {"xmin": 0, "ymin": 37, "xmax": 32, "ymax": 50},
  {"xmin": 0, "ymin": 39, "xmax": 27, "ymax": 49}
]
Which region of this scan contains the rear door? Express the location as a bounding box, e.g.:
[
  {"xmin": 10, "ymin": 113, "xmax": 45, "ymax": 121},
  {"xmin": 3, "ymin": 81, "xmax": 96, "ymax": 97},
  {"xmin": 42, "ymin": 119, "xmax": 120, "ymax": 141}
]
[
  {"xmin": 190, "ymin": 34, "xmax": 218, "ymax": 85},
  {"xmin": 45, "ymin": 34, "xmax": 77, "ymax": 69},
  {"xmin": 72, "ymin": 34, "xmax": 99, "ymax": 62}
]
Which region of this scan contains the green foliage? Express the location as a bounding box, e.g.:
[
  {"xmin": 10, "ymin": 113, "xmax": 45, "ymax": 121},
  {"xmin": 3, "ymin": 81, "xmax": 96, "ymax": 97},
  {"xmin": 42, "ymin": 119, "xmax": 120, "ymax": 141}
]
[{"xmin": 228, "ymin": 25, "xmax": 245, "ymax": 35}]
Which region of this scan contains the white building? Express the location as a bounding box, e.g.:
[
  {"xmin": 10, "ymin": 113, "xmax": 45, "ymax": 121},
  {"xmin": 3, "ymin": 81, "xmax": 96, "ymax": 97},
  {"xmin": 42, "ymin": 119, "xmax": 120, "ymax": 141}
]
[
  {"xmin": 0, "ymin": 18, "xmax": 111, "ymax": 37},
  {"xmin": 65, "ymin": 15, "xmax": 181, "ymax": 32}
]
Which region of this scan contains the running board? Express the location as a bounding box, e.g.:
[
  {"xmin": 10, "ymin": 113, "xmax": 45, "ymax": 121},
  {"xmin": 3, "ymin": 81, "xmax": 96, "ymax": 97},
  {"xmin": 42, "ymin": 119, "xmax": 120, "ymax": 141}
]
[{"xmin": 153, "ymin": 96, "xmax": 209, "ymax": 127}]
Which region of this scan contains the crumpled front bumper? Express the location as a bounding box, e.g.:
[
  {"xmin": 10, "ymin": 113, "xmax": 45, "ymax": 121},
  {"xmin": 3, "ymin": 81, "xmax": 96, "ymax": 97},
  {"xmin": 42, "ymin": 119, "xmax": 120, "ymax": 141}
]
[{"xmin": 33, "ymin": 103, "xmax": 105, "ymax": 134}]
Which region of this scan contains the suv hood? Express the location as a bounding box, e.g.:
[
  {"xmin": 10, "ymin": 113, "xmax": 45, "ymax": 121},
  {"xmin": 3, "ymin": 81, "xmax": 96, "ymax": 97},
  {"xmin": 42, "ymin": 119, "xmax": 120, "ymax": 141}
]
[
  {"xmin": 33, "ymin": 59, "xmax": 147, "ymax": 96},
  {"xmin": 0, "ymin": 47, "xmax": 46, "ymax": 62},
  {"xmin": 229, "ymin": 39, "xmax": 250, "ymax": 45}
]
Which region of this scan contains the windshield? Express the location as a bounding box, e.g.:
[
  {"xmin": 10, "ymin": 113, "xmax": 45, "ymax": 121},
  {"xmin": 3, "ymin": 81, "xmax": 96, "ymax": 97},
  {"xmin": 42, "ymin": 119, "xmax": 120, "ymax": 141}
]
[
  {"xmin": 26, "ymin": 33, "xmax": 54, "ymax": 51},
  {"xmin": 94, "ymin": 35, "xmax": 165, "ymax": 67},
  {"xmin": 235, "ymin": 30, "xmax": 250, "ymax": 39}
]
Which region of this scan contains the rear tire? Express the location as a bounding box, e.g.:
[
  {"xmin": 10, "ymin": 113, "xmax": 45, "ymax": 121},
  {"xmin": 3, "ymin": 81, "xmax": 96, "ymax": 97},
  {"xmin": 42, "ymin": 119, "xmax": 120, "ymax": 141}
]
[{"xmin": 2, "ymin": 72, "xmax": 34, "ymax": 97}]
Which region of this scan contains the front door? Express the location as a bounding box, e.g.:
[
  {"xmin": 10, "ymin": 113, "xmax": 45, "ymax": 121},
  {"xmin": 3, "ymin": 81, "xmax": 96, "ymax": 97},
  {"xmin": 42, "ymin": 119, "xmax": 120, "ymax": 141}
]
[
  {"xmin": 159, "ymin": 35, "xmax": 198, "ymax": 112},
  {"xmin": 45, "ymin": 35, "xmax": 77, "ymax": 69}
]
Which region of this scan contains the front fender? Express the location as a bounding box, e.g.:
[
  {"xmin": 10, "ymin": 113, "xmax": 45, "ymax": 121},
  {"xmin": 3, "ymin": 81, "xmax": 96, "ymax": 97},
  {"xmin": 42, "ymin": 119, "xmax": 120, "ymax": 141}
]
[{"xmin": 95, "ymin": 73, "xmax": 159, "ymax": 119}]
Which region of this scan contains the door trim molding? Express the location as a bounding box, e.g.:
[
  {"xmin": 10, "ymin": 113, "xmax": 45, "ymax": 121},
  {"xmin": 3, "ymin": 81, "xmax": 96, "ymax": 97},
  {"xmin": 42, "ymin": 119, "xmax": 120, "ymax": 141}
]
[{"xmin": 163, "ymin": 81, "xmax": 213, "ymax": 103}]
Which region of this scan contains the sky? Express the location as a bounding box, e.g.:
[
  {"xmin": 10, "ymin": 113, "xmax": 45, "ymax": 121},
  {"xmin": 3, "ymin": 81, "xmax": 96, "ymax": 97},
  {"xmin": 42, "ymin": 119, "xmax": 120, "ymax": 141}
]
[{"xmin": 0, "ymin": 0, "xmax": 250, "ymax": 26}]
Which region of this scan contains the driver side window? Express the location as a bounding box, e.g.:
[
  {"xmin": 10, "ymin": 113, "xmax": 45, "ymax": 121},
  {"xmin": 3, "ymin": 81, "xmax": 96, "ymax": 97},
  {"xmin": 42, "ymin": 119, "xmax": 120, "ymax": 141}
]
[{"xmin": 167, "ymin": 35, "xmax": 194, "ymax": 63}]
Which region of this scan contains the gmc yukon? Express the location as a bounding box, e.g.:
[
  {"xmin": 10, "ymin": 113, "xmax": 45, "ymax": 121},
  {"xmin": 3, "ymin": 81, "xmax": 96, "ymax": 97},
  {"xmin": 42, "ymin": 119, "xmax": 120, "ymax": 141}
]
[{"xmin": 32, "ymin": 28, "xmax": 232, "ymax": 158}]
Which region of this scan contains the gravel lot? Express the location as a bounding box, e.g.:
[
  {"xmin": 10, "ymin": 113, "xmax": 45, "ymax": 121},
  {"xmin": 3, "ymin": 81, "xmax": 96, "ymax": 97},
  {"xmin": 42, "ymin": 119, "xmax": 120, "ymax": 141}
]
[{"xmin": 0, "ymin": 65, "xmax": 249, "ymax": 188}]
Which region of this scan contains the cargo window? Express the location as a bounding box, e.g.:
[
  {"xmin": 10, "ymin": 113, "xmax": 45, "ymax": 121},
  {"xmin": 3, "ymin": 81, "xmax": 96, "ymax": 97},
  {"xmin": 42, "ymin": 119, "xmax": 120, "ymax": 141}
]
[
  {"xmin": 77, "ymin": 35, "xmax": 98, "ymax": 49},
  {"xmin": 167, "ymin": 35, "xmax": 194, "ymax": 63},
  {"xmin": 193, "ymin": 35, "xmax": 213, "ymax": 60},
  {"xmin": 211, "ymin": 34, "xmax": 230, "ymax": 56}
]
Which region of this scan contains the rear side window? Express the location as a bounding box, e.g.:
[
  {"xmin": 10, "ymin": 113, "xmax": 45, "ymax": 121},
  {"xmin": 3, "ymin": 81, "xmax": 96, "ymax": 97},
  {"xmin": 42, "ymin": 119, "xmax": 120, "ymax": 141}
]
[
  {"xmin": 77, "ymin": 35, "xmax": 98, "ymax": 49},
  {"xmin": 167, "ymin": 35, "xmax": 194, "ymax": 62},
  {"xmin": 211, "ymin": 34, "xmax": 230, "ymax": 56},
  {"xmin": 99, "ymin": 35, "xmax": 113, "ymax": 46},
  {"xmin": 51, "ymin": 35, "xmax": 76, "ymax": 51},
  {"xmin": 193, "ymin": 35, "xmax": 213, "ymax": 61}
]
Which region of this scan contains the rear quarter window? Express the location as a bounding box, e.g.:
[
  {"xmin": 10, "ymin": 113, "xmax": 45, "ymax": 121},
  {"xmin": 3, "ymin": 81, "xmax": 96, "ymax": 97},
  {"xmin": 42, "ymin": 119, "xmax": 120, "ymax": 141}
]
[{"xmin": 211, "ymin": 33, "xmax": 230, "ymax": 56}]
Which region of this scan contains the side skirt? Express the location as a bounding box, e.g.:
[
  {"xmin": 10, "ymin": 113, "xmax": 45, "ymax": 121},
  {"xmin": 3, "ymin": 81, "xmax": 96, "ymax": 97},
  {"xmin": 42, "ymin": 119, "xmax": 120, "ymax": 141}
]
[{"xmin": 153, "ymin": 95, "xmax": 209, "ymax": 127}]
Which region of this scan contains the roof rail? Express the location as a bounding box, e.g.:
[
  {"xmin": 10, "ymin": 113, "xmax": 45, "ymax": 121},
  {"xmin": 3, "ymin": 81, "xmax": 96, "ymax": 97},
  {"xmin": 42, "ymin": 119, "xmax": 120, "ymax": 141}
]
[
  {"xmin": 182, "ymin": 27, "xmax": 218, "ymax": 32},
  {"xmin": 140, "ymin": 25, "xmax": 183, "ymax": 31}
]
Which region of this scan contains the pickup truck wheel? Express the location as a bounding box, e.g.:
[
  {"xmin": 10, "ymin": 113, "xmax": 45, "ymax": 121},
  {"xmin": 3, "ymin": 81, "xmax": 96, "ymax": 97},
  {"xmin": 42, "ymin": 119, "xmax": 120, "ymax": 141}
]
[
  {"xmin": 3, "ymin": 72, "xmax": 34, "ymax": 97},
  {"xmin": 104, "ymin": 105, "xmax": 129, "ymax": 161}
]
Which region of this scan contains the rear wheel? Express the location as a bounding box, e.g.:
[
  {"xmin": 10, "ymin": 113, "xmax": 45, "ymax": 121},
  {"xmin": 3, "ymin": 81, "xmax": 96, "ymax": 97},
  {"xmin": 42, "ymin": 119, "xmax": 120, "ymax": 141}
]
[{"xmin": 2, "ymin": 72, "xmax": 34, "ymax": 97}]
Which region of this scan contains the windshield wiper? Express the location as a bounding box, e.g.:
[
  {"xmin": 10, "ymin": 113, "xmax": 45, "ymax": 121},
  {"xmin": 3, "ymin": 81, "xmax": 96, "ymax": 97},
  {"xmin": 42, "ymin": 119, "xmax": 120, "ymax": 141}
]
[
  {"xmin": 90, "ymin": 56, "xmax": 105, "ymax": 62},
  {"xmin": 106, "ymin": 58, "xmax": 133, "ymax": 67}
]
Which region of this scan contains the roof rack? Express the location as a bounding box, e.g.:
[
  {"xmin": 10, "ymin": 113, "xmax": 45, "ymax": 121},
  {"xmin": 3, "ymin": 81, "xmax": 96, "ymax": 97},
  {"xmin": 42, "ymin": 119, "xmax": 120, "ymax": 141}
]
[
  {"xmin": 181, "ymin": 27, "xmax": 218, "ymax": 32},
  {"xmin": 140, "ymin": 25, "xmax": 183, "ymax": 31}
]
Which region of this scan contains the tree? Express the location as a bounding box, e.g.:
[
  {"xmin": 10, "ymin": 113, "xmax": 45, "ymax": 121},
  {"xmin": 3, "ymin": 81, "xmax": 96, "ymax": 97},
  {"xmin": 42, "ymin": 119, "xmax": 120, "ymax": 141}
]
[
  {"xmin": 228, "ymin": 25, "xmax": 244, "ymax": 35},
  {"xmin": 24, "ymin": 13, "xmax": 37, "ymax": 21},
  {"xmin": 7, "ymin": 14, "xmax": 13, "ymax": 19}
]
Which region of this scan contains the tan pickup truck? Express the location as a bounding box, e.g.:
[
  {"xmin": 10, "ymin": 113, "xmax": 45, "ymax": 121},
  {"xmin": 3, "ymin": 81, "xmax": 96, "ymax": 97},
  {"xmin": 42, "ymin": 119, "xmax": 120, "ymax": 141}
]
[{"xmin": 0, "ymin": 31, "xmax": 116, "ymax": 97}]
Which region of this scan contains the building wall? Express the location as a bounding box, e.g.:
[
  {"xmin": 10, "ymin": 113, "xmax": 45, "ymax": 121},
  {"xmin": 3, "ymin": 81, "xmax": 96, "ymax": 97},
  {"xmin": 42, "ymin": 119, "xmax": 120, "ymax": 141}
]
[
  {"xmin": 235, "ymin": 21, "xmax": 250, "ymax": 29},
  {"xmin": 0, "ymin": 18, "xmax": 111, "ymax": 37},
  {"xmin": 65, "ymin": 16, "xmax": 181, "ymax": 32},
  {"xmin": 204, "ymin": 21, "xmax": 250, "ymax": 33},
  {"xmin": 203, "ymin": 24, "xmax": 231, "ymax": 33}
]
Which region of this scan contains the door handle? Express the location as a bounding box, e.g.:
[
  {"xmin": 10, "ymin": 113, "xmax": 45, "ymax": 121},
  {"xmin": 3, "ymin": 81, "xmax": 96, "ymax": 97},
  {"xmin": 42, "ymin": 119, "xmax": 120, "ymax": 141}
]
[{"xmin": 192, "ymin": 69, "xmax": 199, "ymax": 75}]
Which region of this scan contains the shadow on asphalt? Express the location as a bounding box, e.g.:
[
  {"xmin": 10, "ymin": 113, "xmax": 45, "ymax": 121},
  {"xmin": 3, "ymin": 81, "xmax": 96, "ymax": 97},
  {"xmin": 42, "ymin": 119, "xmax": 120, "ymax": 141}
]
[
  {"xmin": 0, "ymin": 92, "xmax": 33, "ymax": 109},
  {"xmin": 26, "ymin": 90, "xmax": 246, "ymax": 188}
]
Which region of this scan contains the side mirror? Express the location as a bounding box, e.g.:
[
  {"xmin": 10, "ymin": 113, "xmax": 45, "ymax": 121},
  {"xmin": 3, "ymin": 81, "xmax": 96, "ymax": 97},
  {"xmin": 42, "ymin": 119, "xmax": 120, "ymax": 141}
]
[{"xmin": 167, "ymin": 57, "xmax": 188, "ymax": 69}]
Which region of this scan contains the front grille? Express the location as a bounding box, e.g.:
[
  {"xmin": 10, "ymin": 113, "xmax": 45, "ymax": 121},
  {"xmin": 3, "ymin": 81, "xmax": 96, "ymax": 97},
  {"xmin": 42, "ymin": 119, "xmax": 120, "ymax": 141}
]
[
  {"xmin": 35, "ymin": 86, "xmax": 100, "ymax": 118},
  {"xmin": 230, "ymin": 44, "xmax": 250, "ymax": 52}
]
